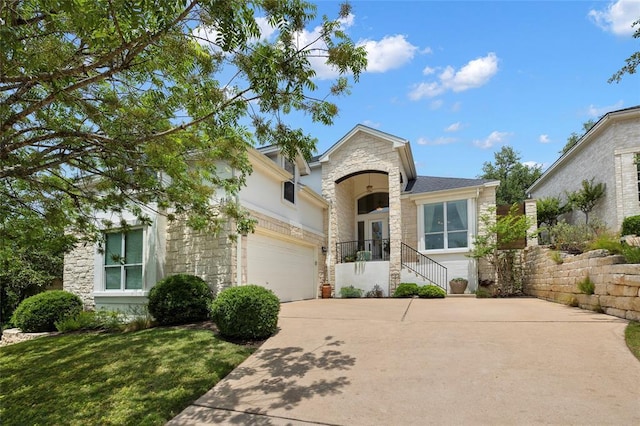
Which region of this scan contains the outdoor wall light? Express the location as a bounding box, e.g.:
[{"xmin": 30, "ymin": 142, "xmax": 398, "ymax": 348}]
[{"xmin": 322, "ymin": 246, "xmax": 327, "ymax": 254}]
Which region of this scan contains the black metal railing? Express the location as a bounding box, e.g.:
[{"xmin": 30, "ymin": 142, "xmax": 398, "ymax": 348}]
[
  {"xmin": 336, "ymin": 239, "xmax": 390, "ymax": 263},
  {"xmin": 400, "ymin": 242, "xmax": 447, "ymax": 291}
]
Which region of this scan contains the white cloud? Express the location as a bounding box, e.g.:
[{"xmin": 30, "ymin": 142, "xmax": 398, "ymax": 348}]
[
  {"xmin": 362, "ymin": 120, "xmax": 381, "ymax": 128},
  {"xmin": 409, "ymin": 53, "xmax": 499, "ymax": 100},
  {"xmin": 445, "ymin": 122, "xmax": 463, "ymax": 132},
  {"xmin": 360, "ymin": 35, "xmax": 418, "ymax": 73},
  {"xmin": 539, "ymin": 134, "xmax": 550, "ymax": 144},
  {"xmin": 586, "ymin": 100, "xmax": 625, "ymax": 117},
  {"xmin": 423, "ymin": 66, "xmax": 436, "ymax": 75},
  {"xmin": 417, "ymin": 136, "xmax": 457, "ymax": 146},
  {"xmin": 589, "ymin": 0, "xmax": 640, "ymax": 36},
  {"xmin": 473, "ymin": 130, "xmax": 511, "ymax": 149},
  {"xmin": 255, "ymin": 17, "xmax": 277, "ymax": 40}
]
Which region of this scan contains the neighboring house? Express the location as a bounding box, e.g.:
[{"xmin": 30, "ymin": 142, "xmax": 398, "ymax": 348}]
[
  {"xmin": 528, "ymin": 106, "xmax": 640, "ymax": 231},
  {"xmin": 64, "ymin": 124, "xmax": 499, "ymax": 310}
]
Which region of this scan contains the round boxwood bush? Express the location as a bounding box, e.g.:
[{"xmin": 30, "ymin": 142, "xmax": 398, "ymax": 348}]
[
  {"xmin": 418, "ymin": 285, "xmax": 446, "ymax": 299},
  {"xmin": 393, "ymin": 283, "xmax": 420, "ymax": 298},
  {"xmin": 11, "ymin": 290, "xmax": 83, "ymax": 332},
  {"xmin": 148, "ymin": 274, "xmax": 213, "ymax": 325},
  {"xmin": 211, "ymin": 285, "xmax": 280, "ymax": 340},
  {"xmin": 621, "ymin": 215, "xmax": 640, "ymax": 236}
]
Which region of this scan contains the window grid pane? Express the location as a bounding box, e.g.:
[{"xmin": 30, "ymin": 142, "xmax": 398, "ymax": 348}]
[
  {"xmin": 125, "ymin": 266, "xmax": 143, "ymax": 290},
  {"xmin": 105, "ymin": 233, "xmax": 122, "ymax": 265},
  {"xmin": 105, "ymin": 267, "xmax": 121, "ymax": 290},
  {"xmin": 424, "ymin": 200, "xmax": 468, "ymax": 250},
  {"xmin": 125, "ymin": 229, "xmax": 143, "ymax": 264}
]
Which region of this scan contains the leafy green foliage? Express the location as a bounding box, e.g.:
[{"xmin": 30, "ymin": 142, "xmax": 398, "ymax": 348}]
[
  {"xmin": 475, "ymin": 287, "xmax": 492, "ymax": 298},
  {"xmin": 11, "ymin": 290, "xmax": 82, "ymax": 332},
  {"xmin": 577, "ymin": 276, "xmax": 595, "ymax": 295},
  {"xmin": 0, "ymin": 327, "xmax": 253, "ymax": 425},
  {"xmin": 560, "ymin": 119, "xmax": 596, "ymax": 155},
  {"xmin": 340, "ymin": 285, "xmax": 363, "ymax": 298},
  {"xmin": 393, "ymin": 283, "xmax": 420, "ymax": 298},
  {"xmin": 622, "ymin": 245, "xmax": 640, "ymax": 264},
  {"xmin": 0, "ymin": 212, "xmax": 76, "ymax": 325},
  {"xmin": 479, "ymin": 146, "xmax": 542, "ymax": 205},
  {"xmin": 547, "ymin": 221, "xmax": 595, "ymax": 254},
  {"xmin": 536, "ymin": 196, "xmax": 570, "ymax": 227},
  {"xmin": 211, "ymin": 285, "xmax": 280, "ymax": 340},
  {"xmin": 621, "ymin": 215, "xmax": 640, "ymax": 236},
  {"xmin": 609, "ymin": 19, "xmax": 640, "ymax": 83},
  {"xmin": 470, "ymin": 205, "xmax": 532, "ymax": 296},
  {"xmin": 0, "ymin": 1, "xmax": 367, "ymax": 246},
  {"xmin": 148, "ymin": 274, "xmax": 213, "ymax": 325},
  {"xmin": 567, "ymin": 178, "xmax": 606, "ymax": 224},
  {"xmin": 418, "ymin": 285, "xmax": 446, "ymax": 298},
  {"xmin": 625, "ymin": 322, "xmax": 640, "ymax": 362},
  {"xmin": 587, "ymin": 233, "xmax": 624, "ymax": 255}
]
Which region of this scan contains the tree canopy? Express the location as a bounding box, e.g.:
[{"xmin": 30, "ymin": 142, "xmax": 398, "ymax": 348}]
[
  {"xmin": 609, "ymin": 18, "xmax": 640, "ymax": 83},
  {"xmin": 479, "ymin": 146, "xmax": 542, "ymax": 206},
  {"xmin": 0, "ymin": 1, "xmax": 367, "ymax": 240},
  {"xmin": 560, "ymin": 119, "xmax": 596, "ymax": 155}
]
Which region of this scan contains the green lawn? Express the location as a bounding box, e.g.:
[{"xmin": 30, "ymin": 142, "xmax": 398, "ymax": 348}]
[
  {"xmin": 0, "ymin": 326, "xmax": 255, "ymax": 425},
  {"xmin": 626, "ymin": 321, "xmax": 640, "ymax": 362}
]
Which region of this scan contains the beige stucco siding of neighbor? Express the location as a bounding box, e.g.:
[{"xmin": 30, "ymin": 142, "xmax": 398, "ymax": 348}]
[{"xmin": 528, "ymin": 107, "xmax": 640, "ymax": 231}]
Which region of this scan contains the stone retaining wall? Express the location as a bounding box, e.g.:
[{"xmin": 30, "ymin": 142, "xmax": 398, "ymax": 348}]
[{"xmin": 523, "ymin": 246, "xmax": 640, "ymax": 321}]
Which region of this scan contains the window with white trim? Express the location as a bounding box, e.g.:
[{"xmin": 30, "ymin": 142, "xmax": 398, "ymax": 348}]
[
  {"xmin": 283, "ymin": 157, "xmax": 296, "ymax": 204},
  {"xmin": 423, "ymin": 200, "xmax": 468, "ymax": 250},
  {"xmin": 104, "ymin": 229, "xmax": 143, "ymax": 290}
]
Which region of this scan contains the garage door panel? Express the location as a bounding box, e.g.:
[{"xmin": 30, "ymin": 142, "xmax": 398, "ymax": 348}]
[{"xmin": 247, "ymin": 233, "xmax": 316, "ymax": 302}]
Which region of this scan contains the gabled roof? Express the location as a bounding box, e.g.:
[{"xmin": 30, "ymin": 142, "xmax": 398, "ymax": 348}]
[
  {"xmin": 528, "ymin": 105, "xmax": 640, "ymax": 193},
  {"xmin": 318, "ymin": 124, "xmax": 417, "ymax": 180},
  {"xmin": 405, "ymin": 176, "xmax": 499, "ymax": 195}
]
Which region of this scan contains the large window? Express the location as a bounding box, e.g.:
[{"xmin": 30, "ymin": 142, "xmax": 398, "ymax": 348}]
[
  {"xmin": 104, "ymin": 229, "xmax": 143, "ymax": 290},
  {"xmin": 423, "ymin": 200, "xmax": 468, "ymax": 250},
  {"xmin": 283, "ymin": 158, "xmax": 296, "ymax": 204}
]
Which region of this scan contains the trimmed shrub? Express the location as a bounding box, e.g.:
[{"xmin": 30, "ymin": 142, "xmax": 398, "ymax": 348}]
[
  {"xmin": 11, "ymin": 290, "xmax": 82, "ymax": 332},
  {"xmin": 418, "ymin": 285, "xmax": 446, "ymax": 298},
  {"xmin": 475, "ymin": 287, "xmax": 492, "ymax": 298},
  {"xmin": 148, "ymin": 274, "xmax": 213, "ymax": 325},
  {"xmin": 393, "ymin": 283, "xmax": 420, "ymax": 298},
  {"xmin": 340, "ymin": 285, "xmax": 363, "ymax": 298},
  {"xmin": 622, "ymin": 215, "xmax": 640, "ymax": 236},
  {"xmin": 211, "ymin": 285, "xmax": 280, "ymax": 340}
]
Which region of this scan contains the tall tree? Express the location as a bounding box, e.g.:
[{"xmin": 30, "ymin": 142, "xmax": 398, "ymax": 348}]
[
  {"xmin": 609, "ymin": 18, "xmax": 640, "ymax": 83},
  {"xmin": 560, "ymin": 119, "xmax": 596, "ymax": 155},
  {"xmin": 0, "ymin": 1, "xmax": 367, "ymax": 240},
  {"xmin": 479, "ymin": 146, "xmax": 542, "ymax": 205}
]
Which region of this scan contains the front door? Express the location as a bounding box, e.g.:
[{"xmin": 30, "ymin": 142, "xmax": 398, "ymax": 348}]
[{"xmin": 357, "ymin": 217, "xmax": 389, "ymax": 260}]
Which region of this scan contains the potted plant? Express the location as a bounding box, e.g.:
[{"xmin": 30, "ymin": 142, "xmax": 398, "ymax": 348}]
[{"xmin": 449, "ymin": 277, "xmax": 468, "ymax": 294}]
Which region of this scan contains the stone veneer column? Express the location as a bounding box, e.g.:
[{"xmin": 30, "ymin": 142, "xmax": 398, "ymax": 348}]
[
  {"xmin": 524, "ymin": 199, "xmax": 538, "ymax": 247},
  {"xmin": 63, "ymin": 242, "xmax": 96, "ymax": 309},
  {"xmin": 387, "ymin": 166, "xmax": 402, "ymax": 293}
]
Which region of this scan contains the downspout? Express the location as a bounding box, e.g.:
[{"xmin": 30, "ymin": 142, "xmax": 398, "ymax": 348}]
[{"xmin": 326, "ymin": 201, "xmax": 333, "ymax": 286}]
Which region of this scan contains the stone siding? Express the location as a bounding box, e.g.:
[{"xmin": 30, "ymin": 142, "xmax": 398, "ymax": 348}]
[
  {"xmin": 523, "ymin": 246, "xmax": 640, "ymax": 321},
  {"xmin": 530, "ymin": 113, "xmax": 640, "ymax": 230},
  {"xmin": 165, "ymin": 218, "xmax": 235, "ymax": 295},
  {"xmin": 63, "ymin": 242, "xmax": 96, "ymax": 309},
  {"xmin": 322, "ymin": 131, "xmax": 404, "ymax": 292}
]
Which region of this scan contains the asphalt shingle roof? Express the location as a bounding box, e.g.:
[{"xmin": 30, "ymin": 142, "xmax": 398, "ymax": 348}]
[{"xmin": 405, "ymin": 176, "xmax": 495, "ymax": 194}]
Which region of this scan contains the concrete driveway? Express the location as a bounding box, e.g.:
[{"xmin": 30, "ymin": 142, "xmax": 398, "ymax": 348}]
[{"xmin": 169, "ymin": 297, "xmax": 640, "ymax": 425}]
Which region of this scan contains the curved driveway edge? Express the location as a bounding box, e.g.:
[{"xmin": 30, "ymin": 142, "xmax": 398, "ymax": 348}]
[{"xmin": 169, "ymin": 298, "xmax": 640, "ymax": 425}]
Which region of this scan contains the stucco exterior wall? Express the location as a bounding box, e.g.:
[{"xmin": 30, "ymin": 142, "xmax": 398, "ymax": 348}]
[
  {"xmin": 401, "ymin": 197, "xmax": 418, "ymax": 249},
  {"xmin": 523, "ymin": 246, "xmax": 640, "ymax": 321},
  {"xmin": 530, "ymin": 115, "xmax": 640, "ymax": 231}
]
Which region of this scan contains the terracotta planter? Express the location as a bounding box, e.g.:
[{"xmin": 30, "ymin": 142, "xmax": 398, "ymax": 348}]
[
  {"xmin": 449, "ymin": 280, "xmax": 468, "ymax": 294},
  {"xmin": 321, "ymin": 284, "xmax": 332, "ymax": 298}
]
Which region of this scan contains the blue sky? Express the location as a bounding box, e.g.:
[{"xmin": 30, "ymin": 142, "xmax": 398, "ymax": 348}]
[{"xmin": 272, "ymin": 0, "xmax": 640, "ymax": 178}]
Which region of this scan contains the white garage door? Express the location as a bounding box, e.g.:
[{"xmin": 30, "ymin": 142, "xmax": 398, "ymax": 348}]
[{"xmin": 247, "ymin": 233, "xmax": 316, "ymax": 302}]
